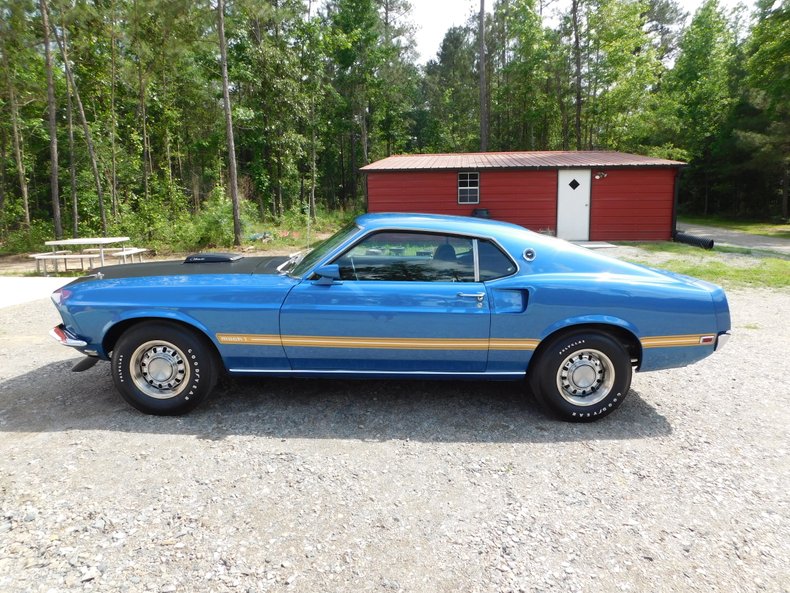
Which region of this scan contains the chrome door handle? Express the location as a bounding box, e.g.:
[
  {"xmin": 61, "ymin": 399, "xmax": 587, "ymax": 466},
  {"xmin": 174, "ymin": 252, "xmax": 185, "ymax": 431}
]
[{"xmin": 457, "ymin": 292, "xmax": 485, "ymax": 302}]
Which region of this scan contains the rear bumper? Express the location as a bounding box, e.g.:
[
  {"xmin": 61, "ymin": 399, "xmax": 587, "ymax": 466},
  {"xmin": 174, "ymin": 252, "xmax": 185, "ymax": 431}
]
[{"xmin": 716, "ymin": 331, "xmax": 732, "ymax": 352}]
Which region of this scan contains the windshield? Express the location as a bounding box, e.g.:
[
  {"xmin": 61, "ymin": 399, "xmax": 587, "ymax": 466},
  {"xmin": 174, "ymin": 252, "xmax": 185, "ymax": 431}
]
[{"xmin": 282, "ymin": 221, "xmax": 359, "ymax": 278}]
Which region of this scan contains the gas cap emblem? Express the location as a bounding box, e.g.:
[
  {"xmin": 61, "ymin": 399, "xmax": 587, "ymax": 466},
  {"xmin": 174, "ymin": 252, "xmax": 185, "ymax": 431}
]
[{"xmin": 523, "ymin": 248, "xmax": 536, "ymax": 262}]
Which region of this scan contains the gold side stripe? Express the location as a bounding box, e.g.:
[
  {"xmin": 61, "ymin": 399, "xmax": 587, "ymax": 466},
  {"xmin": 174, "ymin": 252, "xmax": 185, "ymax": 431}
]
[
  {"xmin": 218, "ymin": 333, "xmax": 711, "ymax": 351},
  {"xmin": 217, "ymin": 333, "xmax": 282, "ymax": 345},
  {"xmin": 641, "ymin": 334, "xmax": 713, "ymax": 348},
  {"xmin": 217, "ymin": 333, "xmax": 538, "ymax": 351},
  {"xmin": 489, "ymin": 339, "xmax": 540, "ymax": 351}
]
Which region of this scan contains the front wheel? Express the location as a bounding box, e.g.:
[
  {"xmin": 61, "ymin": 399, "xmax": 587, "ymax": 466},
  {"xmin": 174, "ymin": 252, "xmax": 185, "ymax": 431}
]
[
  {"xmin": 529, "ymin": 331, "xmax": 632, "ymax": 422},
  {"xmin": 111, "ymin": 321, "xmax": 218, "ymax": 415}
]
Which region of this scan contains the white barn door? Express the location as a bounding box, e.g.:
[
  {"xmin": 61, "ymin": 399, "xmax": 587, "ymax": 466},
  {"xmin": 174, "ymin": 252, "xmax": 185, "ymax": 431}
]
[{"xmin": 556, "ymin": 169, "xmax": 591, "ymax": 240}]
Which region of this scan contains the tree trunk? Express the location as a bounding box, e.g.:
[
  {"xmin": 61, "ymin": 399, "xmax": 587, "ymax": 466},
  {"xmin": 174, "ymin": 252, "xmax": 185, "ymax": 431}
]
[
  {"xmin": 0, "ymin": 125, "xmax": 6, "ymax": 215},
  {"xmin": 66, "ymin": 73, "xmax": 78, "ymax": 237},
  {"xmin": 218, "ymin": 0, "xmax": 242, "ymax": 246},
  {"xmin": 309, "ymin": 111, "xmax": 317, "ymax": 222},
  {"xmin": 2, "ymin": 47, "xmax": 31, "ymax": 228},
  {"xmin": 60, "ymin": 11, "xmax": 78, "ymax": 237},
  {"xmin": 40, "ymin": 0, "xmax": 62, "ymax": 238},
  {"xmin": 110, "ymin": 0, "xmax": 118, "ymax": 218},
  {"xmin": 571, "ymin": 0, "xmax": 582, "ymax": 150},
  {"xmin": 479, "ymin": 0, "xmax": 488, "ymax": 152},
  {"xmin": 138, "ymin": 61, "xmax": 150, "ymax": 200},
  {"xmin": 782, "ymin": 162, "xmax": 788, "ymax": 220},
  {"xmin": 54, "ymin": 19, "xmax": 107, "ymax": 235}
]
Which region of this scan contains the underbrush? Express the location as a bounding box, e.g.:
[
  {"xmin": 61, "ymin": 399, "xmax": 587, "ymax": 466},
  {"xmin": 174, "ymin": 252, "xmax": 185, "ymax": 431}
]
[{"xmin": 1, "ymin": 198, "xmax": 355, "ymax": 257}]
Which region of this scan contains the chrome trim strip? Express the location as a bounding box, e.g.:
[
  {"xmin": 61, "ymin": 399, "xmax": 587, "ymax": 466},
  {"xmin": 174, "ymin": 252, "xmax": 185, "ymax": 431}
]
[
  {"xmin": 228, "ymin": 368, "xmax": 524, "ymax": 377},
  {"xmin": 473, "ymin": 239, "xmax": 480, "ymax": 282}
]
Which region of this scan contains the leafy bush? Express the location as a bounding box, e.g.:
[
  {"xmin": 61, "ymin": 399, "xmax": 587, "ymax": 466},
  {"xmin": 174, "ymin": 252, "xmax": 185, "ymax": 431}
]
[{"xmin": 0, "ymin": 220, "xmax": 54, "ymax": 254}]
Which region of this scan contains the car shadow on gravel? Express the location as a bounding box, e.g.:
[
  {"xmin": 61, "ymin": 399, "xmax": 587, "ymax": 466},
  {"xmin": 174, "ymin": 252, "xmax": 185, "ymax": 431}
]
[{"xmin": 0, "ymin": 359, "xmax": 671, "ymax": 442}]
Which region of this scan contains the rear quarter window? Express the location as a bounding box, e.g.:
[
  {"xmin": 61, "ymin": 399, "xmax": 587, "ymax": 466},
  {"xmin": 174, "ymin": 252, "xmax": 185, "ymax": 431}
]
[{"xmin": 478, "ymin": 240, "xmax": 517, "ymax": 281}]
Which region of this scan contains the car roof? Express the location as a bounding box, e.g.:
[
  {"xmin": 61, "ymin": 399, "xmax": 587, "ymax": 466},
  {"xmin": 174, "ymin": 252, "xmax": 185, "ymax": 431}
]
[{"xmin": 355, "ymin": 212, "xmax": 532, "ymax": 240}]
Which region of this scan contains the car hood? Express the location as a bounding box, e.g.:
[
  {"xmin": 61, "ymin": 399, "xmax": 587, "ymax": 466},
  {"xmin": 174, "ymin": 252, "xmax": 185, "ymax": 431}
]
[{"xmin": 81, "ymin": 255, "xmax": 289, "ymax": 281}]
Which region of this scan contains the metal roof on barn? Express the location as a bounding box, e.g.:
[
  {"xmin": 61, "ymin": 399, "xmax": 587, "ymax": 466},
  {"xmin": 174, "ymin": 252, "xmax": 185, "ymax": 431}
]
[{"xmin": 361, "ymin": 151, "xmax": 685, "ymax": 171}]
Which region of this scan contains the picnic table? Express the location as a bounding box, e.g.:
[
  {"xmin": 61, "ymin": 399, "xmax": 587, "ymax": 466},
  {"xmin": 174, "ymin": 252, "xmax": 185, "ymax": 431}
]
[
  {"xmin": 46, "ymin": 236, "xmax": 130, "ymax": 266},
  {"xmin": 31, "ymin": 236, "xmax": 137, "ymax": 274}
]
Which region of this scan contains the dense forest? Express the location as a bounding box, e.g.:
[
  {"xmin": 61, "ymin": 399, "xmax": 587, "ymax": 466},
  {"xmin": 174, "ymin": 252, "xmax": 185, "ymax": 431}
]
[{"xmin": 0, "ymin": 0, "xmax": 787, "ymax": 251}]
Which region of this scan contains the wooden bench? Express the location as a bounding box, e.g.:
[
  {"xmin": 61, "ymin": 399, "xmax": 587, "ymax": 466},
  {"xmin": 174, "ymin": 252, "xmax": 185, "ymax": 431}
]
[
  {"xmin": 32, "ymin": 252, "xmax": 100, "ymax": 274},
  {"xmin": 108, "ymin": 247, "xmax": 149, "ymax": 264}
]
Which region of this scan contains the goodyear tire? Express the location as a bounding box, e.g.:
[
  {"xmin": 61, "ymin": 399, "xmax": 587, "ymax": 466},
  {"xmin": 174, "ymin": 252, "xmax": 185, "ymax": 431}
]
[
  {"xmin": 111, "ymin": 321, "xmax": 217, "ymax": 415},
  {"xmin": 529, "ymin": 331, "xmax": 632, "ymax": 422}
]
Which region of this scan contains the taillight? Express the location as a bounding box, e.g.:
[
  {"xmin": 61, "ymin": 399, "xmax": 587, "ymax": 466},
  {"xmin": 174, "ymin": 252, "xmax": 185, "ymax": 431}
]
[{"xmin": 51, "ymin": 288, "xmax": 72, "ymax": 305}]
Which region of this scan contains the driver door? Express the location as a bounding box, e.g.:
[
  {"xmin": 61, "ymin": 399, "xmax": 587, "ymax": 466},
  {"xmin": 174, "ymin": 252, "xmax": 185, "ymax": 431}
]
[{"xmin": 279, "ymin": 231, "xmax": 491, "ymax": 373}]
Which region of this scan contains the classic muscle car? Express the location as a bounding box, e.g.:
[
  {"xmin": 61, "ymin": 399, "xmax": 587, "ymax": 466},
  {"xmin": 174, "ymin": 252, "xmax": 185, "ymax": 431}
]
[{"xmin": 50, "ymin": 213, "xmax": 731, "ymax": 421}]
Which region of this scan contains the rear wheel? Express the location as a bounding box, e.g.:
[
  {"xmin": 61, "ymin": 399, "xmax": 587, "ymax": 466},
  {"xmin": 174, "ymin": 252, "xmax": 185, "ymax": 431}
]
[
  {"xmin": 529, "ymin": 331, "xmax": 632, "ymax": 422},
  {"xmin": 111, "ymin": 321, "xmax": 217, "ymax": 415}
]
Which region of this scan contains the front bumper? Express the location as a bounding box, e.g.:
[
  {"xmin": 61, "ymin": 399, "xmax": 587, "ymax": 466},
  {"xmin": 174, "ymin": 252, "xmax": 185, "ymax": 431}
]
[{"xmin": 49, "ymin": 324, "xmax": 87, "ymax": 348}]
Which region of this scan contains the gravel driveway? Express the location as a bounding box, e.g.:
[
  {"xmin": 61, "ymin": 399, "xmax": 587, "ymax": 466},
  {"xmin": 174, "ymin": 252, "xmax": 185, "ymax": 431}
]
[{"xmin": 0, "ymin": 274, "xmax": 787, "ymax": 592}]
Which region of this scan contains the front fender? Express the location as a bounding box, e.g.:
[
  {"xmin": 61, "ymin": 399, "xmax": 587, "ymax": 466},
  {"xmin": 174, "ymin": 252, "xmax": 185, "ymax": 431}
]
[{"xmin": 98, "ymin": 310, "xmax": 219, "ymax": 359}]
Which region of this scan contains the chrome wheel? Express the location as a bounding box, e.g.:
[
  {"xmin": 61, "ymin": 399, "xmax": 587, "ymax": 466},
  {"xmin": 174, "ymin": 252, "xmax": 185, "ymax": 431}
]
[
  {"xmin": 555, "ymin": 348, "xmax": 615, "ymax": 407},
  {"xmin": 130, "ymin": 340, "xmax": 191, "ymax": 399}
]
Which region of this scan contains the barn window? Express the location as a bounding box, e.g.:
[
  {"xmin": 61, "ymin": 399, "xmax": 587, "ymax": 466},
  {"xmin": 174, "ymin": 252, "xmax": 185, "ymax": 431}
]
[{"xmin": 458, "ymin": 172, "xmax": 480, "ymax": 204}]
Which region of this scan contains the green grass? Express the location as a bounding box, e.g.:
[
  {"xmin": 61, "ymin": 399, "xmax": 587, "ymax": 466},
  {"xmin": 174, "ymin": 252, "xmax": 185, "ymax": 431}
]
[
  {"xmin": 624, "ymin": 241, "xmax": 790, "ymax": 288},
  {"xmin": 678, "ymin": 215, "xmax": 790, "ymax": 239},
  {"xmin": 640, "ymin": 257, "xmax": 789, "ymax": 288}
]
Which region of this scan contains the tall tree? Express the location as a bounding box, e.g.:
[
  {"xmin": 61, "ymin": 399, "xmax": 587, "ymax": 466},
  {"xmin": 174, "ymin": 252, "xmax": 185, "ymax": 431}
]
[
  {"xmin": 39, "ymin": 0, "xmax": 62, "ymax": 238},
  {"xmin": 217, "ymin": 0, "xmax": 242, "ymax": 245},
  {"xmin": 478, "ymin": 0, "xmax": 488, "ymax": 151},
  {"xmin": 664, "ymin": 0, "xmax": 735, "ymax": 214},
  {"xmin": 53, "ymin": 10, "xmax": 107, "ymax": 235},
  {"xmin": 744, "ymin": 0, "xmax": 789, "ymax": 218},
  {"xmin": 0, "ymin": 16, "xmax": 31, "ymax": 229},
  {"xmin": 570, "ymin": 0, "xmax": 582, "ymax": 149}
]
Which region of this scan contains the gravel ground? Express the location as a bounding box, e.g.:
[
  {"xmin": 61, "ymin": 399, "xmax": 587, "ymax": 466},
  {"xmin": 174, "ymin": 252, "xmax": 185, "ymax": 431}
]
[{"xmin": 0, "ymin": 255, "xmax": 788, "ymax": 592}]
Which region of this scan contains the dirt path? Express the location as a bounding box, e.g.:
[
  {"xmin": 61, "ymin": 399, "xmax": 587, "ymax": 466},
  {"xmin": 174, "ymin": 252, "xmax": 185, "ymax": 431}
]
[{"xmin": 676, "ymin": 222, "xmax": 790, "ymax": 254}]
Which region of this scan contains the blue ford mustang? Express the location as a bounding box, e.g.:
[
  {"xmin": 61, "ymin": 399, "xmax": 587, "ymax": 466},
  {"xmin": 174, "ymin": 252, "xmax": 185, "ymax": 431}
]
[{"xmin": 50, "ymin": 213, "xmax": 731, "ymax": 421}]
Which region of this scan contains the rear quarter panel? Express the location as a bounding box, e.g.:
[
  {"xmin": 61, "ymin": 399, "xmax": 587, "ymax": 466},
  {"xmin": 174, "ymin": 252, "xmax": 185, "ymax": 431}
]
[{"xmin": 486, "ymin": 272, "xmax": 719, "ymax": 373}]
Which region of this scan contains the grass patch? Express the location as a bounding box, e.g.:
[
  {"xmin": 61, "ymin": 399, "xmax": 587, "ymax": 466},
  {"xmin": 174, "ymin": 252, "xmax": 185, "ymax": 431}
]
[
  {"xmin": 678, "ymin": 215, "xmax": 790, "ymax": 239},
  {"xmin": 627, "ymin": 255, "xmax": 790, "ymax": 288},
  {"xmin": 664, "ymin": 258, "xmax": 788, "ymax": 288},
  {"xmin": 623, "ymin": 240, "xmax": 790, "ymax": 288}
]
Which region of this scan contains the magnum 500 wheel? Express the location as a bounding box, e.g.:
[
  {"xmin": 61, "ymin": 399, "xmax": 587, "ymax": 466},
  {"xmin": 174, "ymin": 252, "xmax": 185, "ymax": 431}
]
[
  {"xmin": 111, "ymin": 321, "xmax": 217, "ymax": 415},
  {"xmin": 529, "ymin": 331, "xmax": 632, "ymax": 422}
]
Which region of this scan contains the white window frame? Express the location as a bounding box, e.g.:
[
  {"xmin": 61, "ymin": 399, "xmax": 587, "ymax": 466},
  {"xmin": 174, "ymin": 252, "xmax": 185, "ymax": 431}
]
[{"xmin": 458, "ymin": 172, "xmax": 480, "ymax": 205}]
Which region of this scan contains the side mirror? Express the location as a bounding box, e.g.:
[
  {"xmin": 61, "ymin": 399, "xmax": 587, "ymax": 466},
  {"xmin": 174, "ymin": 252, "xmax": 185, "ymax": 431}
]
[{"xmin": 313, "ymin": 264, "xmax": 341, "ymax": 285}]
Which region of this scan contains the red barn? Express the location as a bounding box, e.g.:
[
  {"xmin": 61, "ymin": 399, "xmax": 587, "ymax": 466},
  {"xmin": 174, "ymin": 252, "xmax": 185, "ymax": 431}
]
[{"xmin": 361, "ymin": 151, "xmax": 685, "ymax": 241}]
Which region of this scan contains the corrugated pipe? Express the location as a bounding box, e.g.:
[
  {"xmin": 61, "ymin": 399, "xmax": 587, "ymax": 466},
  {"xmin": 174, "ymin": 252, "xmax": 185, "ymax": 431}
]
[
  {"xmin": 674, "ymin": 231, "xmax": 714, "ymax": 250},
  {"xmin": 671, "ymin": 166, "xmax": 713, "ymax": 249}
]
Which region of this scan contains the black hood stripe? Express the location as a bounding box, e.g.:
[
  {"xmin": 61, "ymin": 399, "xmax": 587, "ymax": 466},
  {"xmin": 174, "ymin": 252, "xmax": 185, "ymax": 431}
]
[{"xmin": 92, "ymin": 256, "xmax": 289, "ymax": 280}]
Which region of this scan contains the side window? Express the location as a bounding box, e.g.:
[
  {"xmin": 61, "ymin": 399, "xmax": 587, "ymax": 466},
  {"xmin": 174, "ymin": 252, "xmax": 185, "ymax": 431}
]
[
  {"xmin": 478, "ymin": 240, "xmax": 516, "ymax": 281},
  {"xmin": 333, "ymin": 232, "xmax": 475, "ymax": 282}
]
